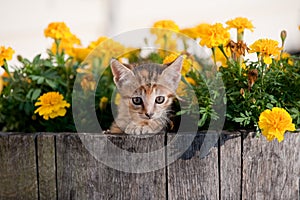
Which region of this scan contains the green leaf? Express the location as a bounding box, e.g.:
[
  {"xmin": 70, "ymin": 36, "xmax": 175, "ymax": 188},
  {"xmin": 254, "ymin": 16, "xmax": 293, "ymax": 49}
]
[
  {"xmin": 29, "ymin": 75, "xmax": 40, "ymax": 81},
  {"xmin": 32, "ymin": 54, "xmax": 41, "ymax": 65},
  {"xmin": 45, "ymin": 79, "xmax": 57, "ymax": 89},
  {"xmin": 266, "ymin": 103, "xmax": 273, "ymax": 109},
  {"xmin": 37, "ymin": 77, "xmax": 44, "ymax": 84},
  {"xmin": 233, "ymin": 117, "xmax": 245, "ymax": 123},
  {"xmin": 24, "ymin": 102, "xmax": 32, "ymax": 115},
  {"xmin": 31, "ymin": 89, "xmax": 41, "ymax": 101},
  {"xmin": 198, "ymin": 113, "xmax": 207, "ymax": 127},
  {"xmin": 177, "ymin": 110, "xmax": 187, "ymax": 115},
  {"xmin": 26, "ymin": 89, "xmax": 34, "ymax": 99}
]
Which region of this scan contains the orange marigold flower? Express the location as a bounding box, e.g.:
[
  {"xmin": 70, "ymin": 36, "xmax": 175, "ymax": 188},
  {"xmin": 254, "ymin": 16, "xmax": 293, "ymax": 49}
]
[
  {"xmin": 199, "ymin": 23, "xmax": 231, "ymax": 48},
  {"xmin": 34, "ymin": 92, "xmax": 70, "ymax": 120},
  {"xmin": 258, "ymin": 107, "xmax": 296, "ymax": 142},
  {"xmin": 51, "ymin": 35, "xmax": 81, "ymax": 56},
  {"xmin": 226, "ymin": 17, "xmax": 254, "ymax": 33},
  {"xmin": 0, "ymin": 46, "xmax": 14, "ymax": 66},
  {"xmin": 44, "ymin": 22, "xmax": 73, "ymax": 40},
  {"xmin": 249, "ymin": 39, "xmax": 282, "ymax": 64},
  {"xmin": 45, "ymin": 22, "xmax": 81, "ymax": 56}
]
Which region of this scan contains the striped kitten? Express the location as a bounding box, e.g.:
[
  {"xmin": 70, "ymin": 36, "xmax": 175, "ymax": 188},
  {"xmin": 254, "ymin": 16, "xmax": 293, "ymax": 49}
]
[{"xmin": 109, "ymin": 56, "xmax": 183, "ymax": 135}]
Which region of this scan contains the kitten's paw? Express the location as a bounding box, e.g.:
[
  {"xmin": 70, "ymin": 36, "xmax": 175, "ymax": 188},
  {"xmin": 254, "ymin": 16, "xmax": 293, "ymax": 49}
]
[
  {"xmin": 102, "ymin": 129, "xmax": 111, "ymax": 134},
  {"xmin": 125, "ymin": 124, "xmax": 156, "ymax": 135}
]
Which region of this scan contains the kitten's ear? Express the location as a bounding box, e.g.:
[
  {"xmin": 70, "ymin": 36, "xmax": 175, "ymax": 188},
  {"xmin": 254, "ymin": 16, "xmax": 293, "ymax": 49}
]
[
  {"xmin": 161, "ymin": 56, "xmax": 183, "ymax": 91},
  {"xmin": 110, "ymin": 58, "xmax": 135, "ymax": 88}
]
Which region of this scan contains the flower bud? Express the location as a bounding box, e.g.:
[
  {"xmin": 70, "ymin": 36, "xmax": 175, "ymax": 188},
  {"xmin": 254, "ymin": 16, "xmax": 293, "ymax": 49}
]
[
  {"xmin": 240, "ymin": 88, "xmax": 245, "ymax": 98},
  {"xmin": 280, "ymin": 30, "xmax": 287, "ymax": 46},
  {"xmin": 248, "ymin": 69, "xmax": 258, "ymax": 91}
]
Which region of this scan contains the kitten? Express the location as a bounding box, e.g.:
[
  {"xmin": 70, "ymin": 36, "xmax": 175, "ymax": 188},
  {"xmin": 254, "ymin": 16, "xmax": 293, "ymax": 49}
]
[{"xmin": 109, "ymin": 56, "xmax": 183, "ymax": 135}]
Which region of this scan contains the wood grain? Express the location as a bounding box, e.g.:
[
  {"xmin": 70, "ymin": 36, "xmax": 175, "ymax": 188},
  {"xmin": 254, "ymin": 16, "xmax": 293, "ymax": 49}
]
[
  {"xmin": 0, "ymin": 131, "xmax": 299, "ymax": 200},
  {"xmin": 37, "ymin": 133, "xmax": 57, "ymax": 200},
  {"xmin": 220, "ymin": 131, "xmax": 242, "ymax": 199},
  {"xmin": 242, "ymin": 132, "xmax": 300, "ymax": 200},
  {"xmin": 167, "ymin": 133, "xmax": 219, "ymax": 200},
  {"xmin": 55, "ymin": 133, "xmax": 166, "ymax": 200},
  {"xmin": 0, "ymin": 133, "xmax": 38, "ymax": 200}
]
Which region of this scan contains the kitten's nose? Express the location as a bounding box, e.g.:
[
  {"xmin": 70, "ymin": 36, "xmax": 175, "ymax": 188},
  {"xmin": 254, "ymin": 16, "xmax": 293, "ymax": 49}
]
[{"xmin": 145, "ymin": 113, "xmax": 154, "ymax": 119}]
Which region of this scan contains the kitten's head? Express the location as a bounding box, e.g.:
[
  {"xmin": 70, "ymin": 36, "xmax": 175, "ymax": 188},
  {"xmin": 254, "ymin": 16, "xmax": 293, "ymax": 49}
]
[{"xmin": 110, "ymin": 56, "xmax": 183, "ymax": 122}]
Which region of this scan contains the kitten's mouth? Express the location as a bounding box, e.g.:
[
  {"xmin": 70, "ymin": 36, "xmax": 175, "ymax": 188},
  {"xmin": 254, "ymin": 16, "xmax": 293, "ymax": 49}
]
[
  {"xmin": 141, "ymin": 116, "xmax": 153, "ymax": 120},
  {"xmin": 139, "ymin": 114, "xmax": 155, "ymax": 120}
]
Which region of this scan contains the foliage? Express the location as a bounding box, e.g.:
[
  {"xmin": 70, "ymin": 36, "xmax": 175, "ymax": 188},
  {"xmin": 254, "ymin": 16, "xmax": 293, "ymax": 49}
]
[{"xmin": 0, "ymin": 18, "xmax": 299, "ymax": 142}]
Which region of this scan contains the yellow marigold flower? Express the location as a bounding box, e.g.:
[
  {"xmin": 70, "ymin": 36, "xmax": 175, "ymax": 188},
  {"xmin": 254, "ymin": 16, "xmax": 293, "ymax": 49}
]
[
  {"xmin": 194, "ymin": 23, "xmax": 211, "ymax": 38},
  {"xmin": 72, "ymin": 47, "xmax": 91, "ymax": 61},
  {"xmin": 214, "ymin": 46, "xmax": 231, "ymax": 68},
  {"xmin": 0, "ymin": 71, "xmax": 10, "ymax": 94},
  {"xmin": 180, "ymin": 27, "xmax": 198, "ymax": 39},
  {"xmin": 276, "ymin": 52, "xmax": 294, "ymax": 65},
  {"xmin": 72, "ymin": 37, "xmax": 112, "ymax": 62},
  {"xmin": 114, "ymin": 93, "xmax": 121, "ymax": 105},
  {"xmin": 99, "ymin": 96, "xmax": 109, "ymax": 110},
  {"xmin": 199, "ymin": 23, "xmax": 231, "ymax": 48},
  {"xmin": 258, "ymin": 107, "xmax": 296, "ymax": 142},
  {"xmin": 51, "ymin": 36, "xmax": 80, "ymax": 56},
  {"xmin": 298, "ymin": 25, "xmax": 300, "ymax": 30},
  {"xmin": 45, "ymin": 22, "xmax": 81, "ymax": 56},
  {"xmin": 51, "ymin": 34, "xmax": 81, "ymax": 56},
  {"xmin": 185, "ymin": 77, "xmax": 196, "ymax": 86},
  {"xmin": 151, "ymin": 20, "xmax": 179, "ymax": 52},
  {"xmin": 249, "ymin": 39, "xmax": 282, "ymax": 64},
  {"xmin": 151, "ymin": 20, "xmax": 179, "ymax": 32},
  {"xmin": 226, "ymin": 17, "xmax": 254, "ymax": 33},
  {"xmin": 44, "ymin": 22, "xmax": 73, "ymax": 40},
  {"xmin": 0, "ymin": 76, "xmax": 3, "ymax": 95},
  {"xmin": 88, "ymin": 36, "xmax": 109, "ymax": 49},
  {"xmin": 163, "ymin": 54, "xmax": 191, "ymax": 76},
  {"xmin": 34, "ymin": 92, "xmax": 70, "ymax": 120},
  {"xmin": 89, "ymin": 37, "xmax": 127, "ymax": 66},
  {"xmin": 0, "ymin": 46, "xmax": 14, "ymax": 66}
]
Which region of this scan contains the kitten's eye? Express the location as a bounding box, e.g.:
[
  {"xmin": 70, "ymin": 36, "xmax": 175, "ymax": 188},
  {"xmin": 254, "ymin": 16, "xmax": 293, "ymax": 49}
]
[
  {"xmin": 132, "ymin": 97, "xmax": 143, "ymax": 105},
  {"xmin": 155, "ymin": 96, "xmax": 165, "ymax": 104}
]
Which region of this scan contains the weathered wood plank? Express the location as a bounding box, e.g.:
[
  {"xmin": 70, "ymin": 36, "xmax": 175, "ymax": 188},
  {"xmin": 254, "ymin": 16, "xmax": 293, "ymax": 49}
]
[
  {"xmin": 242, "ymin": 132, "xmax": 300, "ymax": 200},
  {"xmin": 37, "ymin": 133, "xmax": 57, "ymax": 200},
  {"xmin": 220, "ymin": 132, "xmax": 242, "ymax": 199},
  {"xmin": 0, "ymin": 133, "xmax": 38, "ymax": 200},
  {"xmin": 167, "ymin": 133, "xmax": 219, "ymax": 200},
  {"xmin": 56, "ymin": 133, "xmax": 166, "ymax": 200}
]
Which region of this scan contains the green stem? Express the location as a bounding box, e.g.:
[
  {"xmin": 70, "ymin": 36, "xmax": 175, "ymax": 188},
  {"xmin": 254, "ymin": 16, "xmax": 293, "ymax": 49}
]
[
  {"xmin": 260, "ymin": 57, "xmax": 266, "ymax": 95},
  {"xmin": 2, "ymin": 62, "xmax": 14, "ymax": 81},
  {"xmin": 66, "ymin": 65, "xmax": 71, "ymax": 100},
  {"xmin": 237, "ymin": 31, "xmax": 244, "ymax": 42},
  {"xmin": 218, "ymin": 45, "xmax": 229, "ymax": 61},
  {"xmin": 211, "ymin": 47, "xmax": 217, "ymax": 67},
  {"xmin": 237, "ymin": 31, "xmax": 244, "ymax": 67}
]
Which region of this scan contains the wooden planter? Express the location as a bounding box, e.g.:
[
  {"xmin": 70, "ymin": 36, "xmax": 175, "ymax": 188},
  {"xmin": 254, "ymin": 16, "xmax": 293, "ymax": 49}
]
[{"xmin": 0, "ymin": 131, "xmax": 299, "ymax": 200}]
